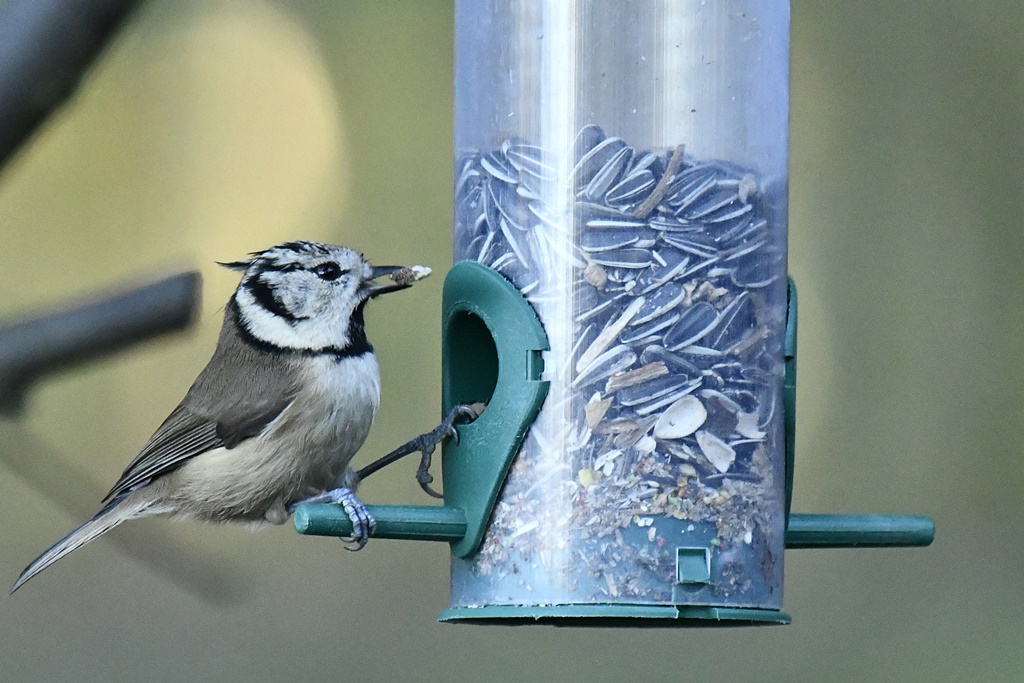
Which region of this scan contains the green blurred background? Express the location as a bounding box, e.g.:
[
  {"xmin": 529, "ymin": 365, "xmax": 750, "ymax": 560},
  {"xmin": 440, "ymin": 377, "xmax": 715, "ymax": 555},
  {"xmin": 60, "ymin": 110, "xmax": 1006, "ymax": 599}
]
[{"xmin": 1, "ymin": 1, "xmax": 1020, "ymax": 681}]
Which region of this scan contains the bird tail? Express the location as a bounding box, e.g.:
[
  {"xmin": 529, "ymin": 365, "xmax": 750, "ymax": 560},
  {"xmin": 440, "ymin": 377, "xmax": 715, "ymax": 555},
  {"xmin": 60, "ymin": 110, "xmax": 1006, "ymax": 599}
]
[{"xmin": 12, "ymin": 490, "xmax": 160, "ymax": 594}]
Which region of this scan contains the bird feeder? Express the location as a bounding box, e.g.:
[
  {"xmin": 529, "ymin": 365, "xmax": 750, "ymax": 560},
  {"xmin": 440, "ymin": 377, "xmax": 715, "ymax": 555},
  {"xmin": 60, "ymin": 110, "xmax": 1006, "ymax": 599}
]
[{"xmin": 295, "ymin": 0, "xmax": 934, "ymax": 626}]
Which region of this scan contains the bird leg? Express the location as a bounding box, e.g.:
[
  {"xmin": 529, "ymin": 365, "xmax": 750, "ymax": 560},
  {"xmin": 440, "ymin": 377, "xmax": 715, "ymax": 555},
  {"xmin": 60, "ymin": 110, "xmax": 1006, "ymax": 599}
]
[
  {"xmin": 289, "ymin": 487, "xmax": 375, "ymax": 550},
  {"xmin": 357, "ymin": 403, "xmax": 483, "ymax": 498}
]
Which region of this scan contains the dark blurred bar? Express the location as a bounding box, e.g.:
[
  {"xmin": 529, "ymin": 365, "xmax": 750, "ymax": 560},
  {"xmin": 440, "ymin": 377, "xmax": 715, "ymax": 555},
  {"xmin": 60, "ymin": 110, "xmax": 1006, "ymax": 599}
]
[
  {"xmin": 0, "ymin": 272, "xmax": 200, "ymax": 414},
  {"xmin": 0, "ymin": 0, "xmax": 142, "ymax": 168}
]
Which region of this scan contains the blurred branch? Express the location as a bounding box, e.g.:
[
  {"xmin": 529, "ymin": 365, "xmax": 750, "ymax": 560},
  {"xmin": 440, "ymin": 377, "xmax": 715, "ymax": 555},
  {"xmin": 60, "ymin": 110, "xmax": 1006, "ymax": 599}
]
[
  {"xmin": 0, "ymin": 417, "xmax": 244, "ymax": 604},
  {"xmin": 0, "ymin": 271, "xmax": 201, "ymax": 415},
  {"xmin": 0, "ymin": 0, "xmax": 142, "ymax": 168}
]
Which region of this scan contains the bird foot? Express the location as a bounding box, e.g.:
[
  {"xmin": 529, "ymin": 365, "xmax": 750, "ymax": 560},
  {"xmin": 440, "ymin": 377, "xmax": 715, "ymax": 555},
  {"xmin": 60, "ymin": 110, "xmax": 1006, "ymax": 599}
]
[
  {"xmin": 412, "ymin": 404, "xmax": 481, "ymax": 498},
  {"xmin": 356, "ymin": 403, "xmax": 483, "ymax": 498},
  {"xmin": 290, "ymin": 487, "xmax": 375, "ymax": 550}
]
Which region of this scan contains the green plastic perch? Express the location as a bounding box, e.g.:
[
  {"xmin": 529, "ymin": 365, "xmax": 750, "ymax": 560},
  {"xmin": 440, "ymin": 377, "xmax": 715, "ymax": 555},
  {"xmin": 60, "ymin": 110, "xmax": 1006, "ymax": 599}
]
[{"xmin": 294, "ymin": 504, "xmax": 934, "ymax": 549}]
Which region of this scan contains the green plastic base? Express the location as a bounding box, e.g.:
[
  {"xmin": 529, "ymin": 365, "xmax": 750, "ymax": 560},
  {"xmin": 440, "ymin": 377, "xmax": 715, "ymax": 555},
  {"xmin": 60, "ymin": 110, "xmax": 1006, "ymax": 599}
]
[{"xmin": 439, "ymin": 604, "xmax": 791, "ymax": 627}]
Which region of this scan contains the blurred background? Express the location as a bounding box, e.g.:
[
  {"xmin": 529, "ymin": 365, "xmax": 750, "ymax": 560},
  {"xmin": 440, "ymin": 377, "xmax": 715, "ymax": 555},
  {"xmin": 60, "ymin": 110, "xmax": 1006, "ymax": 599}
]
[{"xmin": 0, "ymin": 0, "xmax": 1020, "ymax": 681}]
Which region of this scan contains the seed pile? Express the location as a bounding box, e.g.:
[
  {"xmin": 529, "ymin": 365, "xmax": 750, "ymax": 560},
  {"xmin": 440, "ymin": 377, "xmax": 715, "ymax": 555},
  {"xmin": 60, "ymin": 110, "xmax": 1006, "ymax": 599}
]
[{"xmin": 451, "ymin": 126, "xmax": 786, "ymax": 607}]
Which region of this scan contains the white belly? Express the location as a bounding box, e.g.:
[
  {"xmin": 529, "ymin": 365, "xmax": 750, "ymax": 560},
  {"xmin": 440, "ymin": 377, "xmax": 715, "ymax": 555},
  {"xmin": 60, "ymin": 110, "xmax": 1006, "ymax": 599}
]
[{"xmin": 166, "ymin": 353, "xmax": 381, "ymax": 523}]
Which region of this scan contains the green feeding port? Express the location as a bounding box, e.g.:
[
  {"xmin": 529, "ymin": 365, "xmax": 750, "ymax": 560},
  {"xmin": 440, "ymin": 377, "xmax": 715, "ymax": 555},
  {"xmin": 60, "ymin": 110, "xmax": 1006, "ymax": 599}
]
[
  {"xmin": 444, "ymin": 310, "xmax": 498, "ymax": 409},
  {"xmin": 440, "ymin": 263, "xmax": 550, "ymax": 559}
]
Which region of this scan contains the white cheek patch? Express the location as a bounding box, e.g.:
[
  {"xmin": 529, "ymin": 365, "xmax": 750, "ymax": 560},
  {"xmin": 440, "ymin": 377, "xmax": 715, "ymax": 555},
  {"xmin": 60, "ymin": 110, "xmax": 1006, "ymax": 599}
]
[
  {"xmin": 235, "ymin": 279, "xmax": 358, "ymax": 352},
  {"xmin": 234, "ymin": 285, "xmax": 310, "ymax": 349}
]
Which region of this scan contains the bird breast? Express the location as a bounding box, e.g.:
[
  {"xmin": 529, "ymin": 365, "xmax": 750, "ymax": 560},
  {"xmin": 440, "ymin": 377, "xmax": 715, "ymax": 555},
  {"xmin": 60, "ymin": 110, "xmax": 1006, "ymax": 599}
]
[
  {"xmin": 166, "ymin": 352, "xmax": 382, "ymax": 523},
  {"xmin": 283, "ymin": 352, "xmax": 383, "ymax": 473}
]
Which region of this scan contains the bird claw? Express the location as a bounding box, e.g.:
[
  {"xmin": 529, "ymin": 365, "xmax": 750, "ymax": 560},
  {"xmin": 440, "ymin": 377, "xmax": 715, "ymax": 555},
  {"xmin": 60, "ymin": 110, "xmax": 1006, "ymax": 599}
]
[
  {"xmin": 292, "ymin": 487, "xmax": 375, "ymax": 550},
  {"xmin": 415, "ymin": 444, "xmax": 444, "ymax": 499},
  {"xmin": 445, "ymin": 404, "xmax": 480, "ymax": 443},
  {"xmin": 413, "ymin": 404, "xmax": 482, "ymax": 498},
  {"xmin": 354, "ymin": 404, "xmax": 484, "ymax": 498}
]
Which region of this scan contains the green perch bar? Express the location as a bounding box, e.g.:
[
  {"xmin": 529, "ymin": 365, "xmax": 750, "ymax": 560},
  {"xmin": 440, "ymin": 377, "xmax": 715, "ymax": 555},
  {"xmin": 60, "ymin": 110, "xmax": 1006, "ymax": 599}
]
[{"xmin": 293, "ymin": 504, "xmax": 935, "ymax": 549}]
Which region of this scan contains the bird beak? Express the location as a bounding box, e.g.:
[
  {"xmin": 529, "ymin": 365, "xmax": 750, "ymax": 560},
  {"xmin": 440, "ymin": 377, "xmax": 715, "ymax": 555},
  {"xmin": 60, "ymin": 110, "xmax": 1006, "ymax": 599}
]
[{"xmin": 360, "ymin": 264, "xmax": 430, "ymax": 299}]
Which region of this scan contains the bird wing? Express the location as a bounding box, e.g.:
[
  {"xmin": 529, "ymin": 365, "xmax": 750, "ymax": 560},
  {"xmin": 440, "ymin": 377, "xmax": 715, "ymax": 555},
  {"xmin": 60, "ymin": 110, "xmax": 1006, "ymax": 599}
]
[
  {"xmin": 102, "ymin": 324, "xmax": 299, "ymax": 504},
  {"xmin": 102, "ymin": 406, "xmax": 221, "ymax": 503}
]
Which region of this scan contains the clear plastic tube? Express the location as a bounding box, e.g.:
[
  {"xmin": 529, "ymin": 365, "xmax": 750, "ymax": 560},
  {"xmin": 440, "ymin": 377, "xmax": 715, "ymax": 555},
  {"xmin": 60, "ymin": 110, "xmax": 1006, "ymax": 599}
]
[{"xmin": 452, "ymin": 0, "xmax": 789, "ymax": 611}]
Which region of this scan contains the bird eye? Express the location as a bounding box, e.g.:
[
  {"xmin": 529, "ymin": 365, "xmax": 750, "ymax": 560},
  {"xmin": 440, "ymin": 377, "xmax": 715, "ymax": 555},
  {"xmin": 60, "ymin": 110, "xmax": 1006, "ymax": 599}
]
[{"xmin": 312, "ymin": 261, "xmax": 344, "ymax": 281}]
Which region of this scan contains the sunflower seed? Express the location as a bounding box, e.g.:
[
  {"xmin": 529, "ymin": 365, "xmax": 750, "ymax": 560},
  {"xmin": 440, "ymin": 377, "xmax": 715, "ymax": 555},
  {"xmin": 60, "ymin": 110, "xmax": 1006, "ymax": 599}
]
[
  {"xmin": 683, "ymin": 189, "xmax": 740, "ymax": 220},
  {"xmin": 648, "ymin": 215, "xmax": 702, "ymax": 233},
  {"xmin": 584, "ymin": 145, "xmax": 632, "ymax": 201},
  {"xmin": 498, "ymin": 218, "xmax": 530, "ymax": 267},
  {"xmin": 667, "ymin": 173, "xmax": 716, "ymax": 211},
  {"xmin": 606, "ymin": 170, "xmax": 655, "ymax": 205},
  {"xmin": 705, "ymin": 199, "xmax": 754, "ymax": 224},
  {"xmin": 581, "ymin": 228, "xmax": 639, "ymax": 253},
  {"xmin": 629, "ymin": 151, "xmax": 664, "ymax": 177},
  {"xmin": 661, "ymin": 232, "xmax": 718, "ymax": 259},
  {"xmin": 480, "ymin": 150, "xmax": 518, "ymax": 184},
  {"xmin": 575, "ymin": 292, "xmax": 625, "ymax": 324},
  {"xmin": 719, "ymin": 216, "xmax": 768, "ymax": 245},
  {"xmin": 619, "ymin": 312, "xmax": 679, "ymax": 344},
  {"xmin": 707, "ymin": 291, "xmax": 752, "ymax": 349},
  {"xmin": 578, "ymin": 202, "xmax": 648, "ymax": 230},
  {"xmin": 616, "ymin": 375, "xmax": 691, "ymax": 407},
  {"xmin": 631, "ymin": 281, "xmax": 686, "ymax": 325},
  {"xmin": 505, "ymin": 143, "xmax": 556, "ymax": 181},
  {"xmin": 590, "ymin": 248, "xmax": 653, "ymax": 269},
  {"xmin": 572, "ymin": 137, "xmax": 627, "ymax": 189},
  {"xmin": 491, "ymin": 180, "xmax": 531, "ymax": 231},
  {"xmin": 572, "ymin": 124, "xmax": 606, "ymax": 162},
  {"xmin": 574, "ymin": 344, "xmax": 637, "ymax": 388},
  {"xmin": 664, "ymin": 302, "xmax": 719, "ymax": 350}
]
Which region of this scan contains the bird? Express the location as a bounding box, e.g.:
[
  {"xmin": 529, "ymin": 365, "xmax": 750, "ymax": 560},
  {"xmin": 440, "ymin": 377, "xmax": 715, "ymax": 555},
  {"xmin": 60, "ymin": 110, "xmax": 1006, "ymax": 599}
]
[{"xmin": 12, "ymin": 240, "xmax": 430, "ymax": 593}]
